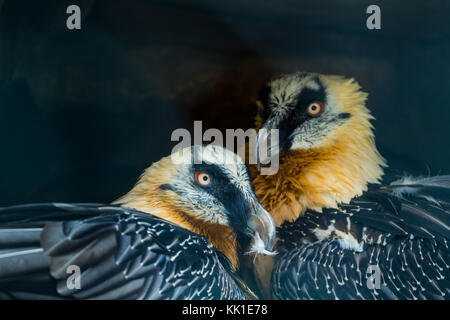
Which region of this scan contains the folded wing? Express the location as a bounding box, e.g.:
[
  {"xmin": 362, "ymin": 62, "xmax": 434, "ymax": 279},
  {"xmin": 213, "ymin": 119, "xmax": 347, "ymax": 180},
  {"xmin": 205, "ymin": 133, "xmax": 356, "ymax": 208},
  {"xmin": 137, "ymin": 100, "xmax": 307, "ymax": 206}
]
[
  {"xmin": 0, "ymin": 203, "xmax": 252, "ymax": 300},
  {"xmin": 272, "ymin": 175, "xmax": 450, "ymax": 300}
]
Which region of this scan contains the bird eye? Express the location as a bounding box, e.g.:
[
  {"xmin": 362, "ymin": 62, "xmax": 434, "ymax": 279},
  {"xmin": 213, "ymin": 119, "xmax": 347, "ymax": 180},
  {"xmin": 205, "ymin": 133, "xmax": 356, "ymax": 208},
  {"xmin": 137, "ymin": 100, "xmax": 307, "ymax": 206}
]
[
  {"xmin": 307, "ymin": 102, "xmax": 324, "ymax": 116},
  {"xmin": 195, "ymin": 172, "xmax": 211, "ymax": 186}
]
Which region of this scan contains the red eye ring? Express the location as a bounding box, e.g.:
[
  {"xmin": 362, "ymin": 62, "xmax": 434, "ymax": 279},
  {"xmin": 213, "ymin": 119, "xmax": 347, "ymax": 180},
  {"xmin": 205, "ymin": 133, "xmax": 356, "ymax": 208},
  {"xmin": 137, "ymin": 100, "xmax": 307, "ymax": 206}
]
[
  {"xmin": 307, "ymin": 102, "xmax": 324, "ymax": 116},
  {"xmin": 195, "ymin": 172, "xmax": 211, "ymax": 186}
]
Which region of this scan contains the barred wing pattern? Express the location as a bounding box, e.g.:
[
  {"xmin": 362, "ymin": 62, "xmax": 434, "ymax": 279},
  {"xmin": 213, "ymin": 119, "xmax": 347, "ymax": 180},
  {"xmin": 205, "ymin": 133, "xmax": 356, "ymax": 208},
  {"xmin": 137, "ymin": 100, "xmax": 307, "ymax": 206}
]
[
  {"xmin": 0, "ymin": 203, "xmax": 251, "ymax": 300},
  {"xmin": 272, "ymin": 176, "xmax": 450, "ymax": 300}
]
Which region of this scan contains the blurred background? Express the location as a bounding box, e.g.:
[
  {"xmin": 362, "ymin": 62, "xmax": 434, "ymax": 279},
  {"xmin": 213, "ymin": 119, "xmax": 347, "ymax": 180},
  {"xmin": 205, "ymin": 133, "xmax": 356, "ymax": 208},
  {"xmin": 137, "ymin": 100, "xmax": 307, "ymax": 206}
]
[{"xmin": 0, "ymin": 0, "xmax": 449, "ymax": 206}]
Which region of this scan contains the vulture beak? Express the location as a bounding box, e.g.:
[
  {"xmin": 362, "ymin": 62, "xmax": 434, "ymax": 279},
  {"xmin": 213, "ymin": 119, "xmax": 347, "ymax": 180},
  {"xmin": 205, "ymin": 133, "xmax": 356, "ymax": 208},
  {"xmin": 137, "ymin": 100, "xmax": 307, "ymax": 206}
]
[
  {"xmin": 246, "ymin": 202, "xmax": 277, "ymax": 260},
  {"xmin": 254, "ymin": 128, "xmax": 280, "ymax": 171}
]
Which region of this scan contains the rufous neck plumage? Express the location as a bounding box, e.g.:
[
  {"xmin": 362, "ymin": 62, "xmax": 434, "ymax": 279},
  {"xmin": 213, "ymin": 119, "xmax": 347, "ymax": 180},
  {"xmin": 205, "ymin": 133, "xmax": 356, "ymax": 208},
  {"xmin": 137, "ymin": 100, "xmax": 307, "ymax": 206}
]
[{"xmin": 252, "ymin": 79, "xmax": 386, "ymax": 227}]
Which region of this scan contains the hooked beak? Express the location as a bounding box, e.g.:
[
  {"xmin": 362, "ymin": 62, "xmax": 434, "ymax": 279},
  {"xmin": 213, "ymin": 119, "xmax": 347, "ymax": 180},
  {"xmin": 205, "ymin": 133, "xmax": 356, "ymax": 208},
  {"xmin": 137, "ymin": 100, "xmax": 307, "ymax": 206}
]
[
  {"xmin": 254, "ymin": 129, "xmax": 281, "ymax": 171},
  {"xmin": 245, "ymin": 203, "xmax": 277, "ymax": 260}
]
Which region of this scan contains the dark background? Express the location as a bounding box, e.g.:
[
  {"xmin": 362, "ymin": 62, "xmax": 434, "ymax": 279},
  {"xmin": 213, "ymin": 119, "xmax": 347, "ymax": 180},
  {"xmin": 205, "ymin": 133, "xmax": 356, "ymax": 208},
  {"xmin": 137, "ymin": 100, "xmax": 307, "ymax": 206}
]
[{"xmin": 0, "ymin": 0, "xmax": 449, "ymax": 206}]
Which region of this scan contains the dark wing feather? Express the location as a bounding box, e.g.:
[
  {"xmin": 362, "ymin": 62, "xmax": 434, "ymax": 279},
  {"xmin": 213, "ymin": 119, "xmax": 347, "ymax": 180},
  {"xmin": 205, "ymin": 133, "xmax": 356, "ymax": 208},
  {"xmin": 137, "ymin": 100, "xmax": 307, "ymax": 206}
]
[
  {"xmin": 273, "ymin": 175, "xmax": 450, "ymax": 300},
  {"xmin": 0, "ymin": 203, "xmax": 252, "ymax": 300},
  {"xmin": 273, "ymin": 237, "xmax": 450, "ymax": 300}
]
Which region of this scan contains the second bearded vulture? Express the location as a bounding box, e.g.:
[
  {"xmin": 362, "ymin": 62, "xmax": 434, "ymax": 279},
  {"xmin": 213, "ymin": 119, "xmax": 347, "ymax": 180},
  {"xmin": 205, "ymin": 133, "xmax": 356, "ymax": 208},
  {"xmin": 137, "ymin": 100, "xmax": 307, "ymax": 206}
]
[{"xmin": 249, "ymin": 72, "xmax": 450, "ymax": 300}]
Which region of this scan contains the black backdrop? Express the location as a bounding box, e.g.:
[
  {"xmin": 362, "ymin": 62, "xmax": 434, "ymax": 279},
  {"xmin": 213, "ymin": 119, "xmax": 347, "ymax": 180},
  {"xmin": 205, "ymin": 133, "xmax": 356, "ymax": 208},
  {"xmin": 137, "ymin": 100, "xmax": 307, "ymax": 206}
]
[{"xmin": 1, "ymin": 0, "xmax": 449, "ymax": 206}]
